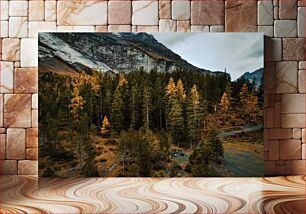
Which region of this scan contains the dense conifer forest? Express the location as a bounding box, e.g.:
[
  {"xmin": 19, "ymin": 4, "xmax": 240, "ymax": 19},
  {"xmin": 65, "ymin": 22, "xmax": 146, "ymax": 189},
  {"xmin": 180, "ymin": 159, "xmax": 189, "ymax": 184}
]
[{"xmin": 39, "ymin": 65, "xmax": 263, "ymax": 177}]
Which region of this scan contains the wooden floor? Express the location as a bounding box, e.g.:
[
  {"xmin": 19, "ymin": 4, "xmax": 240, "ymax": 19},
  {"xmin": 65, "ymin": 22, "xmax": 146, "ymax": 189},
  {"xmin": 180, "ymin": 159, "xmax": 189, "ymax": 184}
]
[{"xmin": 0, "ymin": 176, "xmax": 305, "ymax": 214}]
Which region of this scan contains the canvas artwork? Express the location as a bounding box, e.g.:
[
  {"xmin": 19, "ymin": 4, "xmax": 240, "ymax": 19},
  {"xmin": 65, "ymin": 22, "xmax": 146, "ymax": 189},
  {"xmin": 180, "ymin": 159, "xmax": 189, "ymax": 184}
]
[{"xmin": 38, "ymin": 32, "xmax": 264, "ymax": 177}]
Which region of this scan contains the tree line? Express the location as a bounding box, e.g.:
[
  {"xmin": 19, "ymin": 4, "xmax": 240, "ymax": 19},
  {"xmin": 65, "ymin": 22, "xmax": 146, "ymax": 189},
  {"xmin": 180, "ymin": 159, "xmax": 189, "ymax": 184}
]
[{"xmin": 39, "ymin": 67, "xmax": 262, "ymax": 177}]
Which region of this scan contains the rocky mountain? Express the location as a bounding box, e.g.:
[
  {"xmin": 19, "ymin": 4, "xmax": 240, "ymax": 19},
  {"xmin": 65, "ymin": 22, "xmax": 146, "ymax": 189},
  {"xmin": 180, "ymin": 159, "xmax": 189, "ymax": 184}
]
[
  {"xmin": 38, "ymin": 32, "xmax": 225, "ymax": 76},
  {"xmin": 237, "ymin": 68, "xmax": 263, "ymax": 86}
]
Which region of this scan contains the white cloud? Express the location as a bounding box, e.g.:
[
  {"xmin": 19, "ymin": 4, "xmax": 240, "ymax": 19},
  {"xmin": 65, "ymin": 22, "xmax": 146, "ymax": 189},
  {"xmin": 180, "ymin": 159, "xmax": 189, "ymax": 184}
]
[{"xmin": 150, "ymin": 32, "xmax": 264, "ymax": 81}]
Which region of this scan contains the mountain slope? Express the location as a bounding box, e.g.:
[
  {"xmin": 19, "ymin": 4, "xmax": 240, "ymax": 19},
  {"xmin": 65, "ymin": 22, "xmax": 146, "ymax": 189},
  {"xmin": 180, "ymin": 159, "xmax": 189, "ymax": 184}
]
[
  {"xmin": 237, "ymin": 68, "xmax": 263, "ymax": 86},
  {"xmin": 38, "ymin": 32, "xmax": 225, "ymax": 76}
]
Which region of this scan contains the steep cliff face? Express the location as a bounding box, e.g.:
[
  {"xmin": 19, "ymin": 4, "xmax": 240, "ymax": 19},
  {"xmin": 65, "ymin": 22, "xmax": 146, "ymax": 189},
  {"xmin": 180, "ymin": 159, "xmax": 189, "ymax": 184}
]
[{"xmin": 38, "ymin": 32, "xmax": 223, "ymax": 76}]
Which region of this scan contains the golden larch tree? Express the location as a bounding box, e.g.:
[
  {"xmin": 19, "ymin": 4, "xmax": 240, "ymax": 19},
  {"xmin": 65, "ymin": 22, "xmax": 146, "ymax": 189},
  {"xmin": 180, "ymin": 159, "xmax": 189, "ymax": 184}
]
[
  {"xmin": 177, "ymin": 79, "xmax": 186, "ymax": 100},
  {"xmin": 166, "ymin": 77, "xmax": 177, "ymax": 96},
  {"xmin": 68, "ymin": 79, "xmax": 85, "ymax": 118},
  {"xmin": 219, "ymin": 92, "xmax": 230, "ymax": 114},
  {"xmin": 101, "ymin": 115, "xmax": 110, "ymax": 137},
  {"xmin": 118, "ymin": 73, "xmax": 128, "ymax": 88}
]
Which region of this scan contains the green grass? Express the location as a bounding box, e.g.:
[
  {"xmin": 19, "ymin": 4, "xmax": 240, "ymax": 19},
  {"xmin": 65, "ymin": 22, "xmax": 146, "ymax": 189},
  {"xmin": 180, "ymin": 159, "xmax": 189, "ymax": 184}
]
[{"xmin": 223, "ymin": 141, "xmax": 264, "ymax": 176}]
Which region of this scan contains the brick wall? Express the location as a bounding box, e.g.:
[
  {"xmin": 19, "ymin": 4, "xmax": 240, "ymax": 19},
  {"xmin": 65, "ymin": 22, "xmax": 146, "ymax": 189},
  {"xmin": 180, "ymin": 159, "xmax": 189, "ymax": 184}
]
[{"xmin": 0, "ymin": 0, "xmax": 305, "ymax": 176}]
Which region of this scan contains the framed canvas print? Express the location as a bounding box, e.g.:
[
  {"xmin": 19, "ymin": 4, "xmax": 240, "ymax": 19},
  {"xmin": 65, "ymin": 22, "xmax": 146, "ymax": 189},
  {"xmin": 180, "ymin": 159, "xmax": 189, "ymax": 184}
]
[{"xmin": 38, "ymin": 32, "xmax": 264, "ymax": 177}]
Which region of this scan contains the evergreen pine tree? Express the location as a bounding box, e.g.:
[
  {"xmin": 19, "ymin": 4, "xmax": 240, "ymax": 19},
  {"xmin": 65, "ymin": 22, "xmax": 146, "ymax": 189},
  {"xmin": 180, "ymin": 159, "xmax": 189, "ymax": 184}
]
[
  {"xmin": 169, "ymin": 98, "xmax": 185, "ymax": 147},
  {"xmin": 239, "ymin": 83, "xmax": 249, "ymax": 115},
  {"xmin": 111, "ymin": 87, "xmax": 124, "ymax": 133},
  {"xmin": 142, "ymin": 86, "xmax": 152, "ymax": 128},
  {"xmin": 129, "ymin": 85, "xmax": 138, "ymax": 129},
  {"xmin": 186, "ymin": 85, "xmax": 202, "ymax": 149}
]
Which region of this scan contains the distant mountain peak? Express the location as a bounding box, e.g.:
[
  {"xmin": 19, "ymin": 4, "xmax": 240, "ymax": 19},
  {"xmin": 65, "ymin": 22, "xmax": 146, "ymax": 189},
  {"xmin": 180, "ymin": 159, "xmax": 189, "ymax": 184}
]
[{"xmin": 237, "ymin": 68, "xmax": 263, "ymax": 86}]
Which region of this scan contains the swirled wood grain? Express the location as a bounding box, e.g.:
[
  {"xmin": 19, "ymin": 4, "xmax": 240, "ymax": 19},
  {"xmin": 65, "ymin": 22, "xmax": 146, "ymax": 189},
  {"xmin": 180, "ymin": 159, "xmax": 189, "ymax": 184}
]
[{"xmin": 0, "ymin": 176, "xmax": 305, "ymax": 214}]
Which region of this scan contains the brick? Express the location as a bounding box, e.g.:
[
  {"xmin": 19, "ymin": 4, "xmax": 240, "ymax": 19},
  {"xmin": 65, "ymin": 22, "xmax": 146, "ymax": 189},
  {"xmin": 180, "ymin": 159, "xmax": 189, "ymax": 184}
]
[
  {"xmin": 302, "ymin": 129, "xmax": 306, "ymax": 143},
  {"xmin": 258, "ymin": 26, "xmax": 273, "ymax": 37},
  {"xmin": 282, "ymin": 114, "xmax": 305, "ymax": 128},
  {"xmin": 32, "ymin": 94, "xmax": 38, "ymax": 109},
  {"xmin": 283, "ymin": 38, "xmax": 305, "ymax": 61},
  {"xmin": 172, "ymin": 1, "xmax": 190, "ymax": 20},
  {"xmin": 264, "ymin": 38, "xmax": 282, "ymax": 62},
  {"xmin": 159, "ymin": 19, "xmax": 177, "ymax": 32},
  {"xmin": 9, "ymin": 17, "xmax": 28, "ymax": 38},
  {"xmin": 225, "ymin": 0, "xmax": 256, "ymax": 32},
  {"xmin": 9, "ymin": 1, "xmax": 28, "ymax": 16},
  {"xmin": 0, "ymin": 1, "xmax": 8, "ymax": 20},
  {"xmin": 273, "ymin": 99, "xmax": 282, "ymax": 128},
  {"xmin": 269, "ymin": 129, "xmax": 293, "ymax": 139},
  {"xmin": 95, "ymin": 26, "xmax": 108, "ymax": 32},
  {"xmin": 298, "ymin": 7, "xmax": 305, "ymax": 37},
  {"xmin": 258, "ymin": 0, "xmax": 273, "ymax": 25},
  {"xmin": 177, "ymin": 21, "xmax": 190, "ymax": 32},
  {"xmin": 57, "ymin": 26, "xmax": 95, "ymax": 32},
  {"xmin": 45, "ymin": 1, "xmax": 56, "ymax": 21},
  {"xmin": 192, "ymin": 0, "xmax": 224, "ymax": 25},
  {"xmin": 191, "ymin": 26, "xmax": 209, "ymax": 32},
  {"xmin": 276, "ymin": 61, "xmax": 298, "ymax": 93},
  {"xmin": 293, "ymin": 128, "xmax": 302, "ymax": 139},
  {"xmin": 32, "ymin": 110, "xmax": 38, "ymax": 128},
  {"xmin": 269, "ymin": 140, "xmax": 279, "ymax": 160},
  {"xmin": 132, "ymin": 1, "xmax": 158, "ymax": 25},
  {"xmin": 264, "ymin": 161, "xmax": 276, "ymax": 176},
  {"xmin": 280, "ymin": 139, "xmax": 302, "ymax": 160},
  {"xmin": 0, "ymin": 94, "xmax": 3, "ymax": 127},
  {"xmin": 298, "ymin": 70, "xmax": 305, "ymax": 93},
  {"xmin": 0, "ymin": 61, "xmax": 14, "ymax": 93},
  {"xmin": 0, "ymin": 160, "xmax": 17, "ymax": 175},
  {"xmin": 108, "ymin": 1, "xmax": 131, "ymax": 25},
  {"xmin": 4, "ymin": 94, "xmax": 32, "ymax": 128},
  {"xmin": 159, "ymin": 1, "xmax": 171, "ymax": 19},
  {"xmin": 298, "ymin": 1, "xmax": 305, "ymax": 6},
  {"xmin": 136, "ymin": 26, "xmax": 159, "ymax": 32},
  {"xmin": 28, "ymin": 21, "xmax": 57, "ymax": 38},
  {"xmin": 6, "ymin": 128, "xmax": 26, "ymax": 159},
  {"xmin": 274, "ymin": 7, "xmax": 279, "ymax": 20},
  {"xmin": 264, "ymin": 129, "xmax": 269, "ymax": 151},
  {"xmin": 2, "ymin": 38, "xmax": 20, "ymax": 61},
  {"xmin": 282, "ymin": 94, "xmax": 305, "ymax": 113},
  {"xmin": 299, "ymin": 61, "xmax": 306, "ymax": 70},
  {"xmin": 0, "ymin": 21, "xmax": 8, "ymax": 37},
  {"xmin": 276, "ymin": 160, "xmax": 285, "ymax": 165},
  {"xmin": 286, "ymin": 160, "xmax": 305, "ymax": 175},
  {"xmin": 26, "ymin": 128, "xmax": 38, "ymax": 148},
  {"xmin": 21, "ymin": 39, "xmax": 38, "ymax": 67},
  {"xmin": 26, "ymin": 148, "xmax": 38, "ymax": 160},
  {"xmin": 0, "ymin": 134, "xmax": 5, "ymax": 159},
  {"xmin": 279, "ymin": 0, "xmax": 297, "ymax": 19},
  {"xmin": 210, "ymin": 25, "xmax": 225, "ymax": 32},
  {"xmin": 108, "ymin": 25, "xmax": 131, "ymax": 32},
  {"xmin": 276, "ymin": 165, "xmax": 286, "ymax": 175},
  {"xmin": 274, "ymin": 20, "xmax": 297, "ymax": 37},
  {"xmin": 57, "ymin": 1, "xmax": 107, "ymax": 25},
  {"xmin": 18, "ymin": 160, "xmax": 38, "ymax": 175},
  {"xmin": 302, "ymin": 144, "xmax": 306, "ymax": 159},
  {"xmin": 266, "ymin": 108, "xmax": 274, "ymax": 128},
  {"xmin": 264, "ymin": 62, "xmax": 276, "ymax": 93},
  {"xmin": 29, "ymin": 1, "xmax": 45, "ymax": 21},
  {"xmin": 0, "ymin": 128, "xmax": 5, "ymax": 134},
  {"xmin": 14, "ymin": 68, "xmax": 38, "ymax": 94}
]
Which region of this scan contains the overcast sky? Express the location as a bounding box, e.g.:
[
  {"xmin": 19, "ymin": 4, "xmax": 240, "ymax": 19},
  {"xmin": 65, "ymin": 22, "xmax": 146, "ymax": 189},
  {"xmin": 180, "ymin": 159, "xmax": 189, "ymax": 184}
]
[{"xmin": 150, "ymin": 33, "xmax": 263, "ymax": 81}]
